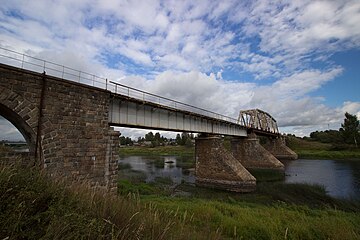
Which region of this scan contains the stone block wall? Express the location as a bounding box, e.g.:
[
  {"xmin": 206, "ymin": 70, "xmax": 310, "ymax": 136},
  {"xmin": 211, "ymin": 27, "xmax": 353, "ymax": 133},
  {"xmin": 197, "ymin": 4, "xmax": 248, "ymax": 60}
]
[
  {"xmin": 195, "ymin": 136, "xmax": 256, "ymax": 192},
  {"xmin": 0, "ymin": 64, "xmax": 119, "ymax": 191},
  {"xmin": 231, "ymin": 133, "xmax": 284, "ymax": 171},
  {"xmin": 263, "ymin": 137, "xmax": 298, "ymax": 160}
]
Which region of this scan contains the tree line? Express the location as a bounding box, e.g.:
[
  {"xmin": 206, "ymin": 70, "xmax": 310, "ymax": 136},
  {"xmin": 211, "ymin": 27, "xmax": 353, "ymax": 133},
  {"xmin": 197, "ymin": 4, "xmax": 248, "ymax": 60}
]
[
  {"xmin": 309, "ymin": 112, "xmax": 359, "ymax": 147},
  {"xmin": 119, "ymin": 132, "xmax": 195, "ymax": 147}
]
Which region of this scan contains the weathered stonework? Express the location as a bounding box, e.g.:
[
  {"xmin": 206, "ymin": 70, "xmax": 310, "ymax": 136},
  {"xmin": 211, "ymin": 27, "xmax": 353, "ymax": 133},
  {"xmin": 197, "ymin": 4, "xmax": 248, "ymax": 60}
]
[
  {"xmin": 195, "ymin": 136, "xmax": 256, "ymax": 192},
  {"xmin": 0, "ymin": 64, "xmax": 119, "ymax": 192},
  {"xmin": 231, "ymin": 133, "xmax": 284, "ymax": 171},
  {"xmin": 263, "ymin": 137, "xmax": 298, "ymax": 160}
]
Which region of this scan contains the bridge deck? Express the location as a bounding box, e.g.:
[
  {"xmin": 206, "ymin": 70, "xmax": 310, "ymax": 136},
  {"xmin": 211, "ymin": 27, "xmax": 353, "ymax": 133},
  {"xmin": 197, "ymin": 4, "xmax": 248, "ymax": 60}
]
[{"xmin": 109, "ymin": 93, "xmax": 248, "ymax": 136}]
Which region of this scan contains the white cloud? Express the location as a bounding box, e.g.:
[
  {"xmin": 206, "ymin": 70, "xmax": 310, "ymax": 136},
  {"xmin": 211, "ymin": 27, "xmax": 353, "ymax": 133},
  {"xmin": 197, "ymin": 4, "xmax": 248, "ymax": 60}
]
[
  {"xmin": 342, "ymin": 101, "xmax": 360, "ymax": 119},
  {"xmin": 120, "ymin": 47, "xmax": 153, "ymax": 66}
]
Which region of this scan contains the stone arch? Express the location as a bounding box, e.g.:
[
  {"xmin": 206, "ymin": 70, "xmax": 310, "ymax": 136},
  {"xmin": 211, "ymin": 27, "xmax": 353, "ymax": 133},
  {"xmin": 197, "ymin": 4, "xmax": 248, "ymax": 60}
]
[{"xmin": 0, "ymin": 86, "xmax": 39, "ymax": 155}]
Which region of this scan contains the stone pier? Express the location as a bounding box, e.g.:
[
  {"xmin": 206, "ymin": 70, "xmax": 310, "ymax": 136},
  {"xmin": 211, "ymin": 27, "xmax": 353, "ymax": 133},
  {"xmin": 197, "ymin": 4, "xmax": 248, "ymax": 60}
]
[
  {"xmin": 195, "ymin": 135, "xmax": 256, "ymax": 192},
  {"xmin": 263, "ymin": 137, "xmax": 298, "ymax": 160},
  {"xmin": 231, "ymin": 133, "xmax": 284, "ymax": 171}
]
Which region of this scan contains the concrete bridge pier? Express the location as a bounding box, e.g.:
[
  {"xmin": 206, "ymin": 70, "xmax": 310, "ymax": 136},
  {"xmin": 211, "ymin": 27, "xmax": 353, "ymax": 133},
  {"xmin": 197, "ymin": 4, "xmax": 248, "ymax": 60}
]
[
  {"xmin": 263, "ymin": 137, "xmax": 298, "ymax": 160},
  {"xmin": 230, "ymin": 133, "xmax": 284, "ymax": 172},
  {"xmin": 195, "ymin": 135, "xmax": 256, "ymax": 192}
]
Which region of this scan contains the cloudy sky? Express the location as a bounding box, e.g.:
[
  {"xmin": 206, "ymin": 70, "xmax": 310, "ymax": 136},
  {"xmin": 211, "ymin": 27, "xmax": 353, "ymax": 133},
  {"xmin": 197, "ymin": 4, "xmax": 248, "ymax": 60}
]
[{"xmin": 0, "ymin": 0, "xmax": 360, "ymax": 141}]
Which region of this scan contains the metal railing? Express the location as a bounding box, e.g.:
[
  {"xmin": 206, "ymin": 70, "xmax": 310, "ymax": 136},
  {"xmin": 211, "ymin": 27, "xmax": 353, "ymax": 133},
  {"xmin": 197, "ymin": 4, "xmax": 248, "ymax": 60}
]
[{"xmin": 0, "ymin": 46, "xmax": 242, "ymax": 126}]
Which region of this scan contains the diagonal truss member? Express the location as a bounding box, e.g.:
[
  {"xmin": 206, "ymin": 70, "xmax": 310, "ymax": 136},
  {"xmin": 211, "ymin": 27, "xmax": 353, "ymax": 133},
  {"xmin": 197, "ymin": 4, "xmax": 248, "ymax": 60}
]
[{"xmin": 238, "ymin": 109, "xmax": 279, "ymax": 134}]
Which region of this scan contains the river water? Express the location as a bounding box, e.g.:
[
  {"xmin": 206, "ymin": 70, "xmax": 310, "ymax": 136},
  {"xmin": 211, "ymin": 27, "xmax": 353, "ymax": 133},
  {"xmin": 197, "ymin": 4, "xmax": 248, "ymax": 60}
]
[{"xmin": 119, "ymin": 156, "xmax": 360, "ymax": 200}]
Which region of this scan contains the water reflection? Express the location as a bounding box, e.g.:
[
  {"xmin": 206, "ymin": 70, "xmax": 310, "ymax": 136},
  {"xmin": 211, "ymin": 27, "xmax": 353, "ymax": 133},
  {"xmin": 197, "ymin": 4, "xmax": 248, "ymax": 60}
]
[
  {"xmin": 119, "ymin": 156, "xmax": 195, "ymax": 184},
  {"xmin": 119, "ymin": 156, "xmax": 360, "ymax": 200},
  {"xmin": 284, "ymin": 159, "xmax": 360, "ymax": 199}
]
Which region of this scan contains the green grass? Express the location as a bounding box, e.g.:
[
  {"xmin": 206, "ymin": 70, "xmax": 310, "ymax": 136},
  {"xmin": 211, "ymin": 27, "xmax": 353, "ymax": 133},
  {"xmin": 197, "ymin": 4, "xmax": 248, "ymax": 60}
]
[
  {"xmin": 120, "ymin": 145, "xmax": 194, "ymax": 156},
  {"xmin": 287, "ymin": 136, "xmax": 360, "ymax": 160},
  {"xmin": 296, "ymin": 149, "xmax": 360, "ymax": 160},
  {"xmin": 141, "ymin": 195, "xmax": 360, "ymax": 239},
  {"xmin": 116, "ymin": 167, "xmax": 360, "ymax": 239},
  {"xmin": 2, "ymin": 164, "xmax": 360, "ymax": 239},
  {"xmin": 286, "ymin": 137, "xmax": 332, "ymax": 151},
  {"xmin": 0, "ymin": 164, "xmax": 212, "ymax": 239}
]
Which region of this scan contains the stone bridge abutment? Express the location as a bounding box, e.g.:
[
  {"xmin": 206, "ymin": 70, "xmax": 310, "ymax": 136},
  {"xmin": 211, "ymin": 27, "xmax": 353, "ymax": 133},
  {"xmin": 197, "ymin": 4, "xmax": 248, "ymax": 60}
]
[{"xmin": 0, "ymin": 64, "xmax": 119, "ymax": 192}]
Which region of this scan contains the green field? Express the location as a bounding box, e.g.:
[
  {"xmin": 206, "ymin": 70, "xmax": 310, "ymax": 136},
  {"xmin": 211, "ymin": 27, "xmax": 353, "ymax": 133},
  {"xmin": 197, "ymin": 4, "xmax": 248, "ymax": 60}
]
[{"xmin": 286, "ymin": 136, "xmax": 360, "ymax": 160}]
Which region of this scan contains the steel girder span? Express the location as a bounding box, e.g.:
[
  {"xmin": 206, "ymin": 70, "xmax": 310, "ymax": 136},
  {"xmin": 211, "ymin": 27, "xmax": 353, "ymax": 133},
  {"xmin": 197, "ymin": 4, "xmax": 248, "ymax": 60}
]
[
  {"xmin": 238, "ymin": 109, "xmax": 279, "ymax": 135},
  {"xmin": 109, "ymin": 94, "xmax": 248, "ymax": 137}
]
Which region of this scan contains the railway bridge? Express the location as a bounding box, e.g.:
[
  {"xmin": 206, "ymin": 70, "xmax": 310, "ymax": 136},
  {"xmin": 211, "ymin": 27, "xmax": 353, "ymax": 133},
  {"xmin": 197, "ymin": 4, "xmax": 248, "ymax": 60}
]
[{"xmin": 0, "ymin": 48, "xmax": 297, "ymax": 192}]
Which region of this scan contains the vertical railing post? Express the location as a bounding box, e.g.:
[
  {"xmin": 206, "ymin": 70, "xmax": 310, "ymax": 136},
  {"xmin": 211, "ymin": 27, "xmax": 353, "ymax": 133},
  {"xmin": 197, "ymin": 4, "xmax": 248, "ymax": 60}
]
[
  {"xmin": 78, "ymin": 71, "xmax": 81, "ymax": 83},
  {"xmin": 61, "ymin": 65, "xmax": 65, "ymax": 79},
  {"xmin": 106, "ymin": 79, "xmax": 108, "ymax": 90},
  {"xmin": 21, "ymin": 54, "xmax": 24, "ymax": 69}
]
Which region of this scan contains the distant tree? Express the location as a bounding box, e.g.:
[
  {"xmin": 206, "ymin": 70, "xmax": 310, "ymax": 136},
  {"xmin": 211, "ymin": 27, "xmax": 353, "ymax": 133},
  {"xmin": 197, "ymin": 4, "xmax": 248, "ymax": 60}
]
[
  {"xmin": 143, "ymin": 131, "xmax": 170, "ymax": 147},
  {"xmin": 154, "ymin": 132, "xmax": 161, "ymax": 142},
  {"xmin": 120, "ymin": 136, "xmax": 133, "ymax": 145},
  {"xmin": 174, "ymin": 132, "xmax": 194, "ymax": 146},
  {"xmin": 119, "ymin": 136, "xmax": 126, "ymax": 145},
  {"xmin": 176, "ymin": 134, "xmax": 182, "ymax": 145},
  {"xmin": 340, "ymin": 112, "xmax": 359, "ymax": 146},
  {"xmin": 145, "ymin": 132, "xmax": 154, "ymax": 142}
]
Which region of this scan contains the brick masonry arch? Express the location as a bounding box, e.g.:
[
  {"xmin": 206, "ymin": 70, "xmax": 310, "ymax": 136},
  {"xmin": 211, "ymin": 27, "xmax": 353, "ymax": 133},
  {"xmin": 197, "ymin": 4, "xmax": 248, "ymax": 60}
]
[
  {"xmin": 0, "ymin": 85, "xmax": 38, "ymax": 155},
  {"xmin": 0, "ymin": 84, "xmax": 59, "ymax": 166}
]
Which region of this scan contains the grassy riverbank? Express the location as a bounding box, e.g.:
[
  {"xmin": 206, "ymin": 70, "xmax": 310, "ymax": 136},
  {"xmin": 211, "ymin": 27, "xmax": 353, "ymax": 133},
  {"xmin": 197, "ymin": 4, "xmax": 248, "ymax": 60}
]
[
  {"xmin": 120, "ymin": 145, "xmax": 194, "ymax": 156},
  {"xmin": 117, "ymin": 171, "xmax": 360, "ymax": 239},
  {"xmin": 2, "ymin": 164, "xmax": 360, "ymax": 239},
  {"xmin": 287, "ymin": 136, "xmax": 360, "ymax": 160}
]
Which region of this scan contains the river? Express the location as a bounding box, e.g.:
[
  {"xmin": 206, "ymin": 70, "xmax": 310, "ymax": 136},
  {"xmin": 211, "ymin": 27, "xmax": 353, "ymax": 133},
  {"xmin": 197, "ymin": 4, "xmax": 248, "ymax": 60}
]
[{"xmin": 119, "ymin": 156, "xmax": 360, "ymax": 200}]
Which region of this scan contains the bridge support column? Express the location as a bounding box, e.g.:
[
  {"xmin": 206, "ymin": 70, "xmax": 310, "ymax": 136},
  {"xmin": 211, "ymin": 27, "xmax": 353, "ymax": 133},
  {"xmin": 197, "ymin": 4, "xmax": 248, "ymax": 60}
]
[
  {"xmin": 231, "ymin": 133, "xmax": 284, "ymax": 171},
  {"xmin": 263, "ymin": 137, "xmax": 298, "ymax": 160},
  {"xmin": 195, "ymin": 135, "xmax": 256, "ymax": 192},
  {"xmin": 105, "ymin": 128, "xmax": 120, "ymax": 193}
]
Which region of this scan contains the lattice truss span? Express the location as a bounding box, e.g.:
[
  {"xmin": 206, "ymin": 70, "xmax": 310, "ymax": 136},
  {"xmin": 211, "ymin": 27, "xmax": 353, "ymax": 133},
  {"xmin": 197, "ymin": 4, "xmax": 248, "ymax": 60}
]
[{"xmin": 238, "ymin": 109, "xmax": 279, "ymax": 134}]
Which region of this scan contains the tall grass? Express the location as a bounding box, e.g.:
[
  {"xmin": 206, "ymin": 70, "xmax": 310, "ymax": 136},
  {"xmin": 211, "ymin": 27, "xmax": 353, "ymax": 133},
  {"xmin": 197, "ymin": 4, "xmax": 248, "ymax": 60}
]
[
  {"xmin": 142, "ymin": 194, "xmax": 360, "ymax": 239},
  {"xmin": 2, "ymin": 164, "xmax": 360, "ymax": 239},
  {"xmin": 0, "ymin": 164, "xmax": 215, "ymax": 239}
]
